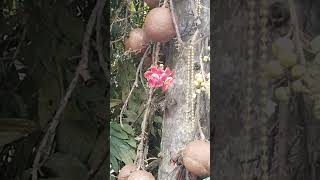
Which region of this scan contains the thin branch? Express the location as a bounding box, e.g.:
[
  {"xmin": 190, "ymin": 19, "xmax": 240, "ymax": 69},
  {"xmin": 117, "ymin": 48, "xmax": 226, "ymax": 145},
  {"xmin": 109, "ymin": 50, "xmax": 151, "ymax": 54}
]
[
  {"xmin": 135, "ymin": 43, "xmax": 161, "ymax": 170},
  {"xmin": 136, "ymin": 88, "xmax": 154, "ymax": 170},
  {"xmin": 95, "ymin": 0, "xmax": 107, "ymax": 75},
  {"xmin": 139, "ymin": 65, "xmax": 148, "ymax": 93},
  {"xmin": 169, "ymin": 0, "xmax": 184, "ymax": 45},
  {"xmin": 31, "ymin": 0, "xmax": 102, "ymax": 179},
  {"xmin": 119, "ymin": 46, "xmax": 151, "ymax": 127},
  {"xmin": 196, "ymin": 94, "xmax": 206, "ymax": 141},
  {"xmin": 163, "ymin": 0, "xmax": 169, "ymax": 7},
  {"xmin": 288, "ymin": 0, "xmax": 306, "ymax": 65}
]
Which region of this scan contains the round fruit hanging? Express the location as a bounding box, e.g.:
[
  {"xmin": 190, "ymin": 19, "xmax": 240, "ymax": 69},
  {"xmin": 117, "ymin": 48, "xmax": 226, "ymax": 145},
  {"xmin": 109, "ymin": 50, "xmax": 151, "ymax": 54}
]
[
  {"xmin": 143, "ymin": 7, "xmax": 176, "ymax": 42},
  {"xmin": 125, "ymin": 28, "xmax": 149, "ymax": 54}
]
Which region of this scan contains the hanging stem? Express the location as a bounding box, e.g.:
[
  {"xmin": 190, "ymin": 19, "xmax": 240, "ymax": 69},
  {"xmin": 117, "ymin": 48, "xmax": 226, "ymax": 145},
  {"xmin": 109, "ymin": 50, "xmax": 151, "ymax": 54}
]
[
  {"xmin": 119, "ymin": 46, "xmax": 151, "ymax": 127},
  {"xmin": 135, "ymin": 43, "xmax": 161, "ymax": 170},
  {"xmin": 287, "ymin": 0, "xmax": 306, "ymax": 65}
]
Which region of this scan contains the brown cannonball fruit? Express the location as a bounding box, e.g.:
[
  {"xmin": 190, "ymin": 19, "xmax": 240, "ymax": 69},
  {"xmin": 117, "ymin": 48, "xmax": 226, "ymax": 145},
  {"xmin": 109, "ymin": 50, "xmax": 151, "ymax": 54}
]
[
  {"xmin": 125, "ymin": 28, "xmax": 149, "ymax": 54},
  {"xmin": 118, "ymin": 164, "xmax": 138, "ymax": 180},
  {"xmin": 144, "ymin": 0, "xmax": 159, "ymax": 8},
  {"xmin": 182, "ymin": 140, "xmax": 210, "ymax": 177},
  {"xmin": 127, "ymin": 170, "xmax": 155, "ymax": 180},
  {"xmin": 143, "ymin": 7, "xmax": 176, "ymax": 42}
]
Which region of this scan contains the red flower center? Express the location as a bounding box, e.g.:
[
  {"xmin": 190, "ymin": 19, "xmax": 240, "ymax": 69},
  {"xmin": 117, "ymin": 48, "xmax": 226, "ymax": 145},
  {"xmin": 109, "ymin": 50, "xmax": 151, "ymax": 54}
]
[{"xmin": 144, "ymin": 65, "xmax": 174, "ymax": 92}]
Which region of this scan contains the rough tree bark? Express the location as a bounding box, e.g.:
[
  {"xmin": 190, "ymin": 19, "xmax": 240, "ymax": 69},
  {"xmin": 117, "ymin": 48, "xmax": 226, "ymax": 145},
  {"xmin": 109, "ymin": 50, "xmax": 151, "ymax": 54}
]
[
  {"xmin": 212, "ymin": 0, "xmax": 320, "ymax": 180},
  {"xmin": 158, "ymin": 0, "xmax": 210, "ymax": 179}
]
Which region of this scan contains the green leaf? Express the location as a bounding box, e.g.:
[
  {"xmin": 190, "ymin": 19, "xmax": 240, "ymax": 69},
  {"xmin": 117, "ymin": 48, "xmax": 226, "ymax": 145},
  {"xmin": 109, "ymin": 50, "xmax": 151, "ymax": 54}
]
[
  {"xmin": 111, "ymin": 128, "xmax": 128, "ymax": 139},
  {"xmin": 124, "ymin": 110, "xmax": 138, "ymax": 122},
  {"xmin": 122, "ymin": 124, "xmax": 135, "ymax": 135},
  {"xmin": 125, "ymin": 138, "xmax": 137, "ymax": 148},
  {"xmin": 110, "ymin": 122, "xmax": 123, "ymax": 132},
  {"xmin": 127, "ymin": 148, "xmax": 137, "ymax": 161},
  {"xmin": 110, "ymin": 156, "xmax": 119, "ymax": 172},
  {"xmin": 111, "ymin": 99, "xmax": 122, "ymax": 108},
  {"xmin": 110, "ymin": 142, "xmax": 122, "ymax": 160},
  {"xmin": 119, "ymin": 148, "xmax": 133, "ymax": 164}
]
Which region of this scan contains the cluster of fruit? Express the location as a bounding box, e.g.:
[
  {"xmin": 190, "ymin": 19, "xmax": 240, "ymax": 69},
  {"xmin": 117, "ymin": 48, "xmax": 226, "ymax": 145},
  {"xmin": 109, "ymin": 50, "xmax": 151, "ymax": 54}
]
[
  {"xmin": 193, "ymin": 73, "xmax": 210, "ymax": 95},
  {"xmin": 117, "ymin": 140, "xmax": 210, "ymax": 180},
  {"xmin": 264, "ymin": 37, "xmax": 308, "ymax": 101},
  {"xmin": 124, "ymin": 0, "xmax": 176, "ymax": 55},
  {"xmin": 264, "ymin": 34, "xmax": 320, "ymax": 118}
]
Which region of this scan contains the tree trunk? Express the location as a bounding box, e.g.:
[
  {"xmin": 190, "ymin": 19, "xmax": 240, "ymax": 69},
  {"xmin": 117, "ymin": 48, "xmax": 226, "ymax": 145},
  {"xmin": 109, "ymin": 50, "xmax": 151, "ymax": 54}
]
[
  {"xmin": 158, "ymin": 0, "xmax": 210, "ymax": 179},
  {"xmin": 212, "ymin": 0, "xmax": 320, "ymax": 180}
]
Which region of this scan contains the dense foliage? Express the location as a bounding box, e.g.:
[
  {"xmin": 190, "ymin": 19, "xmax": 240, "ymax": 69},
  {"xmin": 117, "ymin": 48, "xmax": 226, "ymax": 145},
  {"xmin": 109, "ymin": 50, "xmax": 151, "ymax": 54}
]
[
  {"xmin": 0, "ymin": 0, "xmax": 107, "ymax": 179},
  {"xmin": 110, "ymin": 0, "xmax": 163, "ymax": 179}
]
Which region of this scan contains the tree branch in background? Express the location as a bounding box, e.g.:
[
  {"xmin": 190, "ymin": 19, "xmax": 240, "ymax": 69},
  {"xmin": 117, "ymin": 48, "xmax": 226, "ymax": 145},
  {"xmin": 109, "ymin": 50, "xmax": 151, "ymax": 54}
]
[
  {"xmin": 96, "ymin": 0, "xmax": 107, "ymax": 76},
  {"xmin": 31, "ymin": 0, "xmax": 104, "ymax": 179}
]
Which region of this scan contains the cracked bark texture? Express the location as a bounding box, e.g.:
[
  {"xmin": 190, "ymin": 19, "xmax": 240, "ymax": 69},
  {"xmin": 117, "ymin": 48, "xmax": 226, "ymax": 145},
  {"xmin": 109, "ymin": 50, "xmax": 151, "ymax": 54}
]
[{"xmin": 157, "ymin": 0, "xmax": 210, "ymax": 179}]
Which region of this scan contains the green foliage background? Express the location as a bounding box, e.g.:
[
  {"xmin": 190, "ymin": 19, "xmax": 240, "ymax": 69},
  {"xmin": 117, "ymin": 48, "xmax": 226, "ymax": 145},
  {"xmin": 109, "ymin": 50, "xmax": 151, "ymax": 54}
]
[
  {"xmin": 110, "ymin": 0, "xmax": 163, "ymax": 179},
  {"xmin": 0, "ymin": 0, "xmax": 107, "ymax": 179}
]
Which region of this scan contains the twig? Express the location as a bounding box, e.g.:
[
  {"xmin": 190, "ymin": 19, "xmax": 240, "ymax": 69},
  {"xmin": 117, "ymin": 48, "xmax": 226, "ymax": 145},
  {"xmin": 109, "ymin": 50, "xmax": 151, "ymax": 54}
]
[
  {"xmin": 119, "ymin": 46, "xmax": 151, "ymax": 127},
  {"xmin": 31, "ymin": 1, "xmax": 102, "ymax": 179},
  {"xmin": 135, "ymin": 88, "xmax": 154, "ymax": 170},
  {"xmin": 78, "ymin": 0, "xmax": 103, "ymax": 82},
  {"xmin": 169, "ymin": 0, "xmax": 184, "ymax": 45},
  {"xmin": 199, "ymin": 45, "xmax": 206, "ymax": 78},
  {"xmin": 154, "ymin": 43, "xmax": 161, "ymax": 63},
  {"xmin": 196, "ymin": 94, "xmax": 206, "ymax": 140},
  {"xmin": 163, "ymin": 0, "xmax": 169, "ymax": 7},
  {"xmin": 135, "ymin": 43, "xmax": 161, "ymax": 170},
  {"xmin": 140, "ymin": 65, "xmax": 148, "ymax": 93},
  {"xmin": 110, "ymin": 36, "xmax": 125, "ymax": 44},
  {"xmin": 288, "ymin": 0, "xmax": 306, "ymax": 65},
  {"xmin": 95, "ymin": 0, "xmax": 107, "ymax": 76}
]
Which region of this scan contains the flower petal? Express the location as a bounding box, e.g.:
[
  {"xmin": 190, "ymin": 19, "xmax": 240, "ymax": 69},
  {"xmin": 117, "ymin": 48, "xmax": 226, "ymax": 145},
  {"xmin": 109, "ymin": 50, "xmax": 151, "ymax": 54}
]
[{"xmin": 144, "ymin": 71, "xmax": 153, "ymax": 79}]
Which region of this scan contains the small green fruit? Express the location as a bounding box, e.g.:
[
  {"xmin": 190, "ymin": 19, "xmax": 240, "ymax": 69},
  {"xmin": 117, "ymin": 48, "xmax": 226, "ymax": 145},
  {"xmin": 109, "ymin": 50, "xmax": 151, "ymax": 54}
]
[
  {"xmin": 278, "ymin": 51, "xmax": 297, "ymax": 68},
  {"xmin": 272, "ymin": 37, "xmax": 295, "ymax": 56},
  {"xmin": 292, "ymin": 80, "xmax": 309, "ymax": 93},
  {"xmin": 291, "ymin": 64, "xmax": 305, "ymax": 79},
  {"xmin": 274, "ymin": 87, "xmax": 290, "ymax": 102},
  {"xmin": 264, "ymin": 61, "xmax": 284, "ymax": 79}
]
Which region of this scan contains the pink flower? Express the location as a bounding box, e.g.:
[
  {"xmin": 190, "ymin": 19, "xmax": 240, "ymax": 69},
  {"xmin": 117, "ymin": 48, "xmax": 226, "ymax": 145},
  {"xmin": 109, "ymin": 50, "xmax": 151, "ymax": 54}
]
[{"xmin": 144, "ymin": 65, "xmax": 174, "ymax": 92}]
